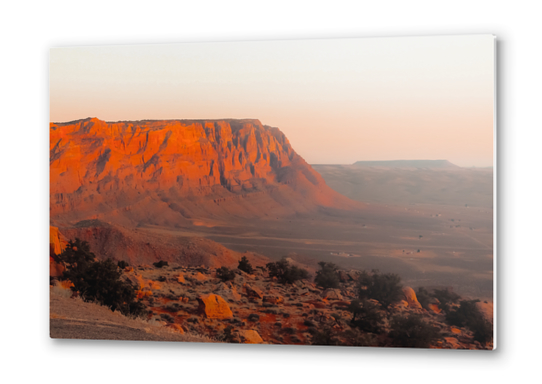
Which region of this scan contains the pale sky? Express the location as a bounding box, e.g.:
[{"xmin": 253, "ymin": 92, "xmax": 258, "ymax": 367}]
[{"xmin": 50, "ymin": 35, "xmax": 495, "ymax": 167}]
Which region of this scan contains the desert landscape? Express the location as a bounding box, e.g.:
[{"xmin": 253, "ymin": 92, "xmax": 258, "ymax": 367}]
[{"xmin": 50, "ymin": 117, "xmax": 494, "ymax": 349}]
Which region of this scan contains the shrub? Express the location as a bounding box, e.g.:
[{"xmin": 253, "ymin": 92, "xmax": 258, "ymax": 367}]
[
  {"xmin": 153, "ymin": 260, "xmax": 169, "ymax": 268},
  {"xmin": 347, "ymin": 299, "xmax": 384, "ymax": 334},
  {"xmin": 389, "ymin": 314, "xmax": 441, "ymax": 348},
  {"xmin": 266, "ymin": 258, "xmax": 309, "ymax": 284},
  {"xmin": 237, "ymin": 256, "xmax": 254, "ymax": 274},
  {"xmin": 446, "ymin": 299, "xmax": 493, "ymax": 344},
  {"xmin": 311, "ymin": 328, "xmax": 340, "ymax": 346},
  {"xmin": 216, "ymin": 266, "xmax": 236, "ymax": 282},
  {"xmin": 117, "ymin": 260, "xmax": 129, "ymax": 269},
  {"xmin": 433, "ymin": 288, "xmax": 461, "ymax": 313},
  {"xmin": 416, "ymin": 287, "xmax": 432, "ymax": 310},
  {"xmin": 314, "ymin": 261, "xmax": 340, "ymax": 289},
  {"xmin": 57, "ymin": 239, "xmax": 147, "ymax": 318},
  {"xmin": 357, "ymin": 269, "xmax": 403, "ymax": 309}
]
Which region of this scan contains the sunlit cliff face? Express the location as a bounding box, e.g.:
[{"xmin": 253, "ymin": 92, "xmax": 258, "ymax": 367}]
[{"xmin": 50, "ymin": 118, "xmax": 360, "ymax": 225}]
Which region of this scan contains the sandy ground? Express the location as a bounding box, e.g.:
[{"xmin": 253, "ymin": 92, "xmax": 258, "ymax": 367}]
[{"xmin": 50, "ymin": 289, "xmax": 215, "ymax": 343}]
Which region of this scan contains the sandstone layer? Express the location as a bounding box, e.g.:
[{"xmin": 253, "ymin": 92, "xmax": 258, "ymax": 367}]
[{"xmin": 50, "ymin": 118, "xmax": 360, "ymax": 226}]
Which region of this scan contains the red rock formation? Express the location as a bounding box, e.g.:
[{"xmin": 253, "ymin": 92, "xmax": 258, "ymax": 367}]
[
  {"xmin": 50, "ymin": 226, "xmax": 69, "ymax": 277},
  {"xmin": 50, "ymin": 118, "xmax": 360, "ymax": 226}
]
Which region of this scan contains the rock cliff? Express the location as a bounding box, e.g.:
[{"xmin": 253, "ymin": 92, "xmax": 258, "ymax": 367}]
[{"xmin": 50, "ymin": 118, "xmax": 359, "ymax": 225}]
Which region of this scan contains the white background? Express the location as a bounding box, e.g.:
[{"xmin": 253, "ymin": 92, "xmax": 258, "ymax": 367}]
[{"xmin": 1, "ymin": 1, "xmax": 540, "ymax": 383}]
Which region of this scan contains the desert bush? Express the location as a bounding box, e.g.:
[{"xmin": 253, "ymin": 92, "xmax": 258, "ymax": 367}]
[
  {"xmin": 416, "ymin": 287, "xmax": 432, "ymax": 310},
  {"xmin": 266, "ymin": 258, "xmax": 309, "ymax": 284},
  {"xmin": 57, "ymin": 238, "xmax": 147, "ymax": 318},
  {"xmin": 341, "ymin": 329, "xmax": 380, "ymax": 347},
  {"xmin": 314, "ymin": 261, "xmax": 340, "ymax": 289},
  {"xmin": 117, "ymin": 260, "xmax": 129, "ymax": 269},
  {"xmin": 446, "ymin": 299, "xmax": 493, "ymax": 344},
  {"xmin": 357, "ymin": 269, "xmax": 403, "ymax": 309},
  {"xmin": 388, "ymin": 314, "xmax": 441, "ymax": 348},
  {"xmin": 433, "ymin": 288, "xmax": 461, "ymax": 312},
  {"xmin": 347, "ymin": 299, "xmax": 385, "ymax": 334},
  {"xmin": 216, "ymin": 266, "xmax": 236, "ymax": 282},
  {"xmin": 153, "ymin": 260, "xmax": 169, "ymax": 268},
  {"xmin": 237, "ymin": 256, "xmax": 254, "ymax": 274},
  {"xmin": 311, "ymin": 328, "xmax": 340, "ymax": 346}
]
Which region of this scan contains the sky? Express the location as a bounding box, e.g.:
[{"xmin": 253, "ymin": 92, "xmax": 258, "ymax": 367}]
[{"xmin": 50, "ymin": 35, "xmax": 495, "ymax": 167}]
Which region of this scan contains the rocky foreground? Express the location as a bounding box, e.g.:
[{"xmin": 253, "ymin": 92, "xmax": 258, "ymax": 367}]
[{"xmin": 86, "ymin": 262, "xmax": 492, "ymax": 349}]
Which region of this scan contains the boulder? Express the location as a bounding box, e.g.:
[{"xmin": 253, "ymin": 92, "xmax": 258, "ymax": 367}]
[
  {"xmin": 238, "ymin": 330, "xmax": 264, "ymax": 344},
  {"xmin": 177, "ymin": 274, "xmax": 186, "ymax": 284},
  {"xmin": 215, "ymin": 283, "xmax": 242, "ymax": 301},
  {"xmin": 245, "ymin": 284, "xmax": 264, "ymax": 299},
  {"xmin": 263, "ymin": 295, "xmax": 284, "ymax": 305},
  {"xmin": 322, "ymin": 288, "xmax": 343, "ymax": 300},
  {"xmin": 197, "ymin": 294, "xmax": 233, "ymax": 319},
  {"xmin": 49, "ymin": 226, "xmax": 68, "ymax": 256},
  {"xmin": 402, "ymin": 286, "xmax": 423, "ymax": 309}
]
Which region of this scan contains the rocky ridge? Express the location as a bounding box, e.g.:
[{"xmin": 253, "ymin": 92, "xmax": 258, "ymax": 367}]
[{"xmin": 50, "ymin": 118, "xmax": 360, "ymax": 226}]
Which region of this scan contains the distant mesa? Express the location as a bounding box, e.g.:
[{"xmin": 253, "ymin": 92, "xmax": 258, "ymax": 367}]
[
  {"xmin": 352, "ymin": 160, "xmax": 459, "ymax": 169},
  {"xmin": 50, "ymin": 117, "xmax": 360, "ymax": 226}
]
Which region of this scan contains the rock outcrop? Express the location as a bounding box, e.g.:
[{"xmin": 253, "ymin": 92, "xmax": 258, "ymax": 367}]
[
  {"xmin": 197, "ymin": 294, "xmax": 233, "ymax": 319},
  {"xmin": 402, "ymin": 286, "xmax": 423, "ymax": 309},
  {"xmin": 50, "ymin": 118, "xmax": 360, "ymax": 225}
]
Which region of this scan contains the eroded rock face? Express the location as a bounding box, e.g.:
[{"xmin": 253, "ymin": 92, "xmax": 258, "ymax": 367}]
[
  {"xmin": 50, "ymin": 118, "xmax": 359, "ymax": 225},
  {"xmin": 197, "ymin": 294, "xmax": 233, "ymax": 319},
  {"xmin": 50, "ymin": 226, "xmax": 68, "ymax": 256}
]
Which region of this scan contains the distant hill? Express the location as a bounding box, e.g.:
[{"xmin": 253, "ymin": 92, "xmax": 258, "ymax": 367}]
[
  {"xmin": 352, "ymin": 160, "xmax": 459, "ymax": 169},
  {"xmin": 312, "ymin": 163, "xmax": 493, "ymax": 208}
]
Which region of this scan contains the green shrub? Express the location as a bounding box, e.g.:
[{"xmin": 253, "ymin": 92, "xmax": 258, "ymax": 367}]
[
  {"xmin": 311, "ymin": 327, "xmax": 340, "ymax": 346},
  {"xmin": 389, "ymin": 314, "xmax": 441, "ymax": 348},
  {"xmin": 357, "ymin": 269, "xmax": 403, "ymax": 309},
  {"xmin": 446, "ymin": 299, "xmax": 493, "ymax": 344},
  {"xmin": 347, "ymin": 299, "xmax": 384, "ymax": 334},
  {"xmin": 216, "ymin": 266, "xmax": 236, "ymax": 282},
  {"xmin": 266, "ymin": 258, "xmax": 309, "ymax": 284},
  {"xmin": 314, "ymin": 261, "xmax": 340, "ymax": 289},
  {"xmin": 416, "ymin": 287, "xmax": 432, "ymax": 310},
  {"xmin": 153, "ymin": 260, "xmax": 169, "ymax": 268},
  {"xmin": 57, "ymin": 239, "xmax": 147, "ymax": 318},
  {"xmin": 433, "ymin": 288, "xmax": 461, "ymax": 312},
  {"xmin": 237, "ymin": 256, "xmax": 254, "ymax": 274}
]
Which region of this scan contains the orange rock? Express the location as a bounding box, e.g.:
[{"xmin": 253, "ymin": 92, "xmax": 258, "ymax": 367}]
[
  {"xmin": 245, "ymin": 284, "xmax": 264, "ymax": 299},
  {"xmin": 59, "ymin": 280, "xmax": 74, "ymax": 289},
  {"xmin": 197, "ymin": 294, "xmax": 233, "ymax": 319},
  {"xmin": 167, "ymin": 324, "xmax": 185, "ymax": 334},
  {"xmin": 428, "ymin": 303, "xmax": 441, "ymax": 313},
  {"xmin": 148, "ymin": 281, "xmax": 162, "ymax": 290},
  {"xmin": 49, "ymin": 226, "xmax": 68, "ymax": 256},
  {"xmin": 263, "ymin": 295, "xmax": 284, "ymax": 305},
  {"xmin": 177, "ymin": 274, "xmax": 186, "ymax": 283},
  {"xmin": 402, "ymin": 286, "xmax": 423, "ymax": 309},
  {"xmin": 193, "ymin": 272, "xmax": 208, "ymax": 282},
  {"xmin": 50, "ymin": 118, "xmax": 361, "ymax": 226},
  {"xmin": 238, "ymin": 330, "xmax": 264, "ymax": 344},
  {"xmin": 124, "ymin": 266, "xmax": 133, "ymax": 273},
  {"xmin": 451, "ymin": 327, "xmax": 462, "ymax": 334},
  {"xmin": 50, "ymin": 257, "xmax": 66, "ymax": 277}
]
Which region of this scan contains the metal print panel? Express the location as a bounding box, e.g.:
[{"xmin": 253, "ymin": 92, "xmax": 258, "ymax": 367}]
[{"xmin": 49, "ymin": 35, "xmax": 495, "ymax": 349}]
